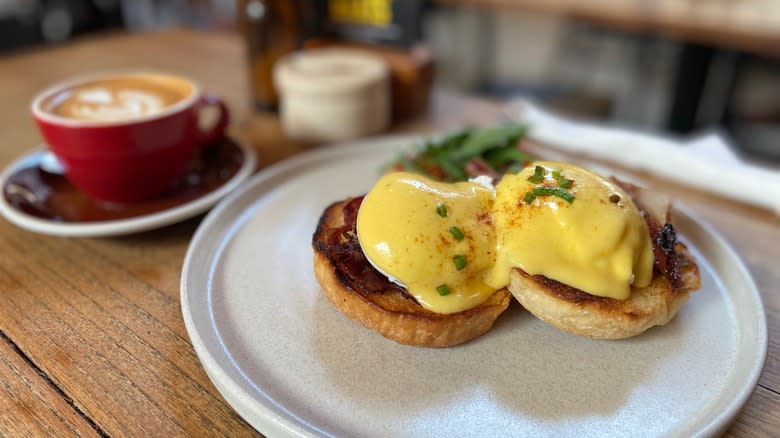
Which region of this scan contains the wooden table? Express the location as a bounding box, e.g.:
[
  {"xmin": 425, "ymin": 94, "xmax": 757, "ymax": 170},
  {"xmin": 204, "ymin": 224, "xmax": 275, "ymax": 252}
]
[{"xmin": 0, "ymin": 29, "xmax": 777, "ymax": 437}]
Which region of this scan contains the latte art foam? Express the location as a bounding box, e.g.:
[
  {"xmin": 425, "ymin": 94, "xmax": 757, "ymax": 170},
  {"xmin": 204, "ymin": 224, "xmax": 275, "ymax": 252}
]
[
  {"xmin": 42, "ymin": 74, "xmax": 194, "ymax": 122},
  {"xmin": 69, "ymin": 88, "xmax": 167, "ymax": 122}
]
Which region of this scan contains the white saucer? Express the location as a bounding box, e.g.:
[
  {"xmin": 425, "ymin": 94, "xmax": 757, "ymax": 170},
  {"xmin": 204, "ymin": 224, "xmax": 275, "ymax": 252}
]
[{"xmin": 0, "ymin": 139, "xmax": 256, "ymax": 237}]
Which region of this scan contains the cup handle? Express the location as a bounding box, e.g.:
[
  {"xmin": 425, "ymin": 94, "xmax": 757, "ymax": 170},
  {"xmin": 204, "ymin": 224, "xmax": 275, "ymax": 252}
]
[{"xmin": 195, "ymin": 94, "xmax": 230, "ymax": 146}]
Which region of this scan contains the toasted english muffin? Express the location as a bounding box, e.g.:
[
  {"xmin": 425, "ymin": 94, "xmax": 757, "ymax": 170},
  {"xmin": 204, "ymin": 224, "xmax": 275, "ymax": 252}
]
[
  {"xmin": 312, "ymin": 199, "xmax": 512, "ymax": 348},
  {"xmin": 508, "ymin": 243, "xmax": 701, "ymax": 339}
]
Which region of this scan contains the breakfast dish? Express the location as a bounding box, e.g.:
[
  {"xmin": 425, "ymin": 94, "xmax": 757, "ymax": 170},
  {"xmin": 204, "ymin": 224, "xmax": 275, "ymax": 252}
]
[
  {"xmin": 313, "ymin": 197, "xmax": 512, "ymax": 347},
  {"xmin": 0, "ymin": 137, "xmax": 255, "ymax": 237},
  {"xmin": 505, "ymin": 171, "xmax": 701, "ymax": 339},
  {"xmin": 314, "ymin": 158, "xmax": 701, "ymax": 344},
  {"xmin": 181, "ymin": 136, "xmax": 766, "ymax": 437}
]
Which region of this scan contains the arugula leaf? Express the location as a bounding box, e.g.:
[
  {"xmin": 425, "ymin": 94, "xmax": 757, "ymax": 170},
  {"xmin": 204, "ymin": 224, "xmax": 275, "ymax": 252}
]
[
  {"xmin": 484, "ymin": 146, "xmax": 532, "ymax": 170},
  {"xmin": 437, "ymin": 130, "xmax": 470, "ymax": 152},
  {"xmin": 383, "ymin": 124, "xmax": 531, "ymax": 181},
  {"xmin": 436, "ymin": 157, "xmax": 469, "ymax": 181},
  {"xmin": 449, "ymin": 124, "xmax": 528, "ymax": 161}
]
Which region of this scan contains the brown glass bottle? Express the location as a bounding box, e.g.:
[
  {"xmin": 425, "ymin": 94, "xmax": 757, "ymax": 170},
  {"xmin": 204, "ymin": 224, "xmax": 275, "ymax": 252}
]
[{"xmin": 237, "ymin": 0, "xmax": 304, "ymax": 111}]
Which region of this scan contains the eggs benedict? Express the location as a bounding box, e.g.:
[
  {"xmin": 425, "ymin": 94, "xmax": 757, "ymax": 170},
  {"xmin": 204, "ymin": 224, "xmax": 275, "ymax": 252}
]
[
  {"xmin": 356, "ymin": 173, "xmax": 497, "ymax": 314},
  {"xmin": 312, "ymin": 196, "xmax": 512, "ymax": 348},
  {"xmin": 312, "ymin": 161, "xmax": 701, "ymax": 345},
  {"xmin": 487, "ymin": 162, "xmax": 654, "ymax": 300}
]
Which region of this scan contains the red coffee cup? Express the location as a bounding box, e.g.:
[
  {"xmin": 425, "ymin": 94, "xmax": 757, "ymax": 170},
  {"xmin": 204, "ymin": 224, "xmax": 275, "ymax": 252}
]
[{"xmin": 31, "ymin": 72, "xmax": 229, "ymax": 203}]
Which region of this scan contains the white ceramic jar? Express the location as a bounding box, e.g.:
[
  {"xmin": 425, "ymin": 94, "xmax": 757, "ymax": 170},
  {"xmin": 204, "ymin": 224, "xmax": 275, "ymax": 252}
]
[{"xmin": 274, "ymin": 48, "xmax": 390, "ymax": 143}]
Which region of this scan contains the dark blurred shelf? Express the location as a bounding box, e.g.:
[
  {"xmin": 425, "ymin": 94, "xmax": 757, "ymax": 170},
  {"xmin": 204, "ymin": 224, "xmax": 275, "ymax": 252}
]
[
  {"xmin": 433, "ymin": 0, "xmax": 780, "ymax": 57},
  {"xmin": 0, "ymin": 0, "xmax": 124, "ymax": 53}
]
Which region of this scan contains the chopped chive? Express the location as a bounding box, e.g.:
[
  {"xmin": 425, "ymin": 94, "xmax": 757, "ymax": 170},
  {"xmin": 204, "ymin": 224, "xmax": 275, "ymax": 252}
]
[
  {"xmin": 437, "ymin": 284, "xmax": 451, "ymax": 296},
  {"xmin": 528, "ymin": 165, "xmax": 549, "ymax": 183},
  {"xmin": 449, "ymin": 226, "xmax": 465, "ymax": 241},
  {"xmin": 524, "ymin": 191, "xmax": 536, "ymax": 204},
  {"xmin": 609, "ymin": 193, "xmax": 621, "ymax": 203},
  {"xmin": 436, "ymin": 203, "xmax": 448, "ymax": 217},
  {"xmin": 532, "ymin": 187, "xmax": 555, "ymax": 196},
  {"xmin": 559, "ymin": 178, "xmax": 573, "ymax": 189},
  {"xmin": 532, "ymin": 186, "xmax": 575, "ymax": 203},
  {"xmin": 453, "ymin": 255, "xmax": 467, "ymax": 270},
  {"xmin": 555, "ymin": 188, "xmax": 576, "ymax": 203},
  {"xmin": 552, "ymin": 168, "xmax": 562, "ymax": 180}
]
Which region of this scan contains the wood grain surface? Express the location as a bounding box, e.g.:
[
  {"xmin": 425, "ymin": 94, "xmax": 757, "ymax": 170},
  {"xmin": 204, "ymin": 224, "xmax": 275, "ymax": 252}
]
[
  {"xmin": 0, "ymin": 333, "xmax": 101, "ymax": 437},
  {"xmin": 0, "ymin": 29, "xmax": 777, "ymax": 437}
]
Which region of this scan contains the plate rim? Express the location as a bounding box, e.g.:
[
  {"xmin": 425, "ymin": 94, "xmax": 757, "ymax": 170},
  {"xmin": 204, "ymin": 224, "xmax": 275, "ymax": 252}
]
[
  {"xmin": 0, "ymin": 139, "xmax": 257, "ymax": 237},
  {"xmin": 180, "ymin": 135, "xmax": 768, "ymax": 438}
]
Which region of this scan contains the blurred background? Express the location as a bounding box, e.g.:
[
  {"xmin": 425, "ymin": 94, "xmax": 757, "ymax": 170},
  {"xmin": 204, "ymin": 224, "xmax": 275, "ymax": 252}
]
[{"xmin": 1, "ymin": 0, "xmax": 779, "ymax": 162}]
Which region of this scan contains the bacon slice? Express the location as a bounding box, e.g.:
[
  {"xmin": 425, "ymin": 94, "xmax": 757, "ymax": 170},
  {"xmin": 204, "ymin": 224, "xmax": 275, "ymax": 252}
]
[
  {"xmin": 465, "ymin": 158, "xmax": 501, "ymax": 180},
  {"xmin": 313, "ymin": 196, "xmax": 408, "ymax": 296}
]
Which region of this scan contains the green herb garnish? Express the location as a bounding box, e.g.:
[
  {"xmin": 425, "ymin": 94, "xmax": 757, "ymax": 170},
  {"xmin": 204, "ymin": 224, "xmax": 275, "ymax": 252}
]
[
  {"xmin": 524, "ymin": 166, "xmax": 576, "ymax": 203},
  {"xmin": 449, "ymin": 226, "xmax": 465, "ymax": 241},
  {"xmin": 527, "ymin": 165, "xmax": 546, "ymax": 183},
  {"xmin": 385, "ymin": 124, "xmax": 531, "ymax": 182},
  {"xmin": 453, "ymin": 255, "xmax": 467, "ymax": 270},
  {"xmin": 436, "ymin": 203, "xmax": 448, "ymax": 217},
  {"xmin": 484, "ymin": 147, "xmax": 532, "ymax": 170},
  {"xmin": 557, "ymin": 189, "xmax": 575, "ymax": 203},
  {"xmin": 450, "ymin": 124, "xmax": 528, "ymax": 161},
  {"xmin": 552, "ymin": 168, "xmax": 574, "ymax": 189},
  {"xmin": 437, "ymin": 284, "xmax": 451, "ymax": 296},
  {"xmin": 532, "ymin": 186, "xmax": 575, "ymax": 203}
]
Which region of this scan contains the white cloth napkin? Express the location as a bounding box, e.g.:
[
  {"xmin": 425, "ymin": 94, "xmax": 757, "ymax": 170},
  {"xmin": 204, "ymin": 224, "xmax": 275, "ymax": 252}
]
[{"xmin": 508, "ymin": 101, "xmax": 780, "ymax": 216}]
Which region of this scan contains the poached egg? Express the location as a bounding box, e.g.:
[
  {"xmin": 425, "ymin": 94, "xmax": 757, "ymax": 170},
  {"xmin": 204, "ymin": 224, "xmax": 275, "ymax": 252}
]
[{"xmin": 356, "ymin": 162, "xmax": 654, "ymax": 314}]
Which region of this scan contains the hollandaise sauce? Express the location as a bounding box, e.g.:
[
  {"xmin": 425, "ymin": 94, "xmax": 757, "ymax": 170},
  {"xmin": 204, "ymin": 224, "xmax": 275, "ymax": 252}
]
[
  {"xmin": 357, "ymin": 172, "xmax": 497, "ymax": 314},
  {"xmin": 486, "ymin": 162, "xmax": 654, "ymax": 300},
  {"xmin": 357, "ymin": 162, "xmax": 656, "ymax": 314}
]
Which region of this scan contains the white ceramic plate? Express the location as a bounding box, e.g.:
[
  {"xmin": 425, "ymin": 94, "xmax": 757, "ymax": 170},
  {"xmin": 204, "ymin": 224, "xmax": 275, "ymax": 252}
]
[
  {"xmin": 0, "ymin": 140, "xmax": 256, "ymax": 237},
  {"xmin": 181, "ymin": 136, "xmax": 767, "ymax": 438}
]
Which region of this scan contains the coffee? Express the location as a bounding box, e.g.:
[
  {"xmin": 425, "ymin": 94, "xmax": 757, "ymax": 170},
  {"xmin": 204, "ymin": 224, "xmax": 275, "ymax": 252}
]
[
  {"xmin": 41, "ymin": 74, "xmax": 194, "ymax": 122},
  {"xmin": 32, "ymin": 71, "xmax": 229, "ymax": 202}
]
